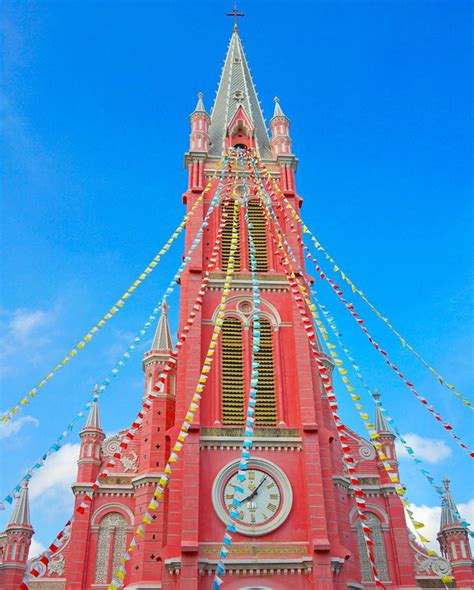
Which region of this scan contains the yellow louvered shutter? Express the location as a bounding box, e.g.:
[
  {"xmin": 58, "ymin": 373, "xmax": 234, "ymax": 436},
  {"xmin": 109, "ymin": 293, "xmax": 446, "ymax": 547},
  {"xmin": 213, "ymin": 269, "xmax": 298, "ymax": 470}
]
[
  {"xmin": 248, "ymin": 200, "xmax": 268, "ymax": 272},
  {"xmin": 254, "ymin": 319, "xmax": 277, "ymax": 425},
  {"xmin": 221, "ymin": 317, "xmax": 245, "ymax": 425},
  {"xmin": 221, "ymin": 201, "xmax": 241, "ymax": 271}
]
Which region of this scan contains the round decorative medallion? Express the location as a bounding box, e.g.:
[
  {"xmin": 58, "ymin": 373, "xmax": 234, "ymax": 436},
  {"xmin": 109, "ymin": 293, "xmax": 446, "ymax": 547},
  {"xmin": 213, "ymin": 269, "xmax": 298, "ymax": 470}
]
[
  {"xmin": 359, "ymin": 444, "xmax": 376, "ymax": 460},
  {"xmin": 238, "ymin": 300, "xmax": 252, "ymax": 316},
  {"xmin": 212, "ymin": 457, "xmax": 293, "ymax": 536}
]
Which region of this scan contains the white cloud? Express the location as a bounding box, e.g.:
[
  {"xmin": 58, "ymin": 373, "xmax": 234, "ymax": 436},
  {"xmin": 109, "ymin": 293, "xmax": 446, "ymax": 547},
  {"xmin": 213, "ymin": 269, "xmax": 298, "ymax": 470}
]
[
  {"xmin": 396, "ymin": 433, "xmax": 452, "ymax": 464},
  {"xmin": 407, "ymin": 499, "xmax": 474, "ymax": 553},
  {"xmin": 0, "ymin": 415, "xmax": 39, "ymax": 440},
  {"xmin": 29, "ymin": 443, "xmax": 80, "ymax": 513},
  {"xmin": 0, "ymin": 307, "xmax": 54, "ymax": 375},
  {"xmin": 28, "ymin": 538, "xmax": 45, "ymax": 559}
]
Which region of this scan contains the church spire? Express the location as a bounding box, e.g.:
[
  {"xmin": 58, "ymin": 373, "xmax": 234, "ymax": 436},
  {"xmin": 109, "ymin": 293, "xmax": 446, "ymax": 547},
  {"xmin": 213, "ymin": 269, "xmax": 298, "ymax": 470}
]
[
  {"xmin": 208, "ymin": 28, "xmax": 271, "ymax": 158},
  {"xmin": 440, "ymin": 476, "xmax": 462, "ymax": 528},
  {"xmin": 84, "ymin": 398, "xmax": 101, "ymax": 430},
  {"xmin": 152, "ymin": 302, "xmax": 173, "ymax": 351},
  {"xmin": 8, "ymin": 483, "xmax": 31, "ymax": 527},
  {"xmin": 373, "ymin": 390, "xmax": 391, "ymax": 433},
  {"xmin": 192, "ymin": 92, "xmax": 207, "ymax": 115},
  {"xmin": 272, "ymin": 96, "xmax": 287, "ymax": 119}
]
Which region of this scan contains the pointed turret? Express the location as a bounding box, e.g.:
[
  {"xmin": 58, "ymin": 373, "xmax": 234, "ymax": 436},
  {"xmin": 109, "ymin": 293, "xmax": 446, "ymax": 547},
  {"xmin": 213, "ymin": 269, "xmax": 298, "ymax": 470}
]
[
  {"xmin": 192, "ymin": 92, "xmax": 207, "ymax": 114},
  {"xmin": 437, "ymin": 476, "xmax": 474, "ymax": 587},
  {"xmin": 77, "ymin": 394, "xmax": 105, "ymax": 484},
  {"xmin": 440, "ymin": 476, "xmax": 462, "ymax": 528},
  {"xmin": 8, "ymin": 484, "xmax": 31, "ymax": 528},
  {"xmin": 151, "ymin": 302, "xmax": 173, "ymax": 352},
  {"xmin": 272, "ymin": 96, "xmax": 287, "ymax": 119},
  {"xmin": 0, "ymin": 484, "xmax": 33, "ymax": 590},
  {"xmin": 208, "ymin": 29, "xmax": 271, "ymax": 157},
  {"xmin": 373, "ymin": 390, "xmax": 391, "ymax": 433},
  {"xmin": 84, "ymin": 398, "xmax": 101, "ymax": 430}
]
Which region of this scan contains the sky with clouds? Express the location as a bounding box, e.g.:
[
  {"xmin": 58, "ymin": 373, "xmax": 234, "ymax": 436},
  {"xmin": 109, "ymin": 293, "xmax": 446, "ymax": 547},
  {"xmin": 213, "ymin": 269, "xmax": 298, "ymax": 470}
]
[{"xmin": 0, "ymin": 0, "xmax": 473, "ymax": 558}]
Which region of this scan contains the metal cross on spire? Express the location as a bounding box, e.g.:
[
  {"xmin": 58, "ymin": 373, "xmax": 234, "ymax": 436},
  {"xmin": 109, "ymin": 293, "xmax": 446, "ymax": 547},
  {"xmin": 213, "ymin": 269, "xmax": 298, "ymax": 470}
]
[{"xmin": 227, "ymin": 2, "xmax": 245, "ymax": 31}]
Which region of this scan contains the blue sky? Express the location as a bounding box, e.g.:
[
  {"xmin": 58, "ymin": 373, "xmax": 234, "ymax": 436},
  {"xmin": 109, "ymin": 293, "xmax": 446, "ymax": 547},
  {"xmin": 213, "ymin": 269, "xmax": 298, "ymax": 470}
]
[{"xmin": 1, "ymin": 0, "xmax": 472, "ymax": 557}]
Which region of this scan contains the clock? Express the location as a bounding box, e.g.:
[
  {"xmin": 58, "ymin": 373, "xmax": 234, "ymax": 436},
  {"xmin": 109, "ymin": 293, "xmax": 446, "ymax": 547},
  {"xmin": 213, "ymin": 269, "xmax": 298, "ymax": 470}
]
[{"xmin": 212, "ymin": 457, "xmax": 293, "ymax": 536}]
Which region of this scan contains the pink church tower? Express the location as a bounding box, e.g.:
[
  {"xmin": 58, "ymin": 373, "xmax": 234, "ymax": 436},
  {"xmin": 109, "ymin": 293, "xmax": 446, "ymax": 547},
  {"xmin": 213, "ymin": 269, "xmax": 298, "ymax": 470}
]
[
  {"xmin": 437, "ymin": 477, "xmax": 474, "ymax": 587},
  {"xmin": 0, "ymin": 484, "xmax": 34, "ymax": 589},
  {"xmin": 22, "ymin": 19, "xmax": 466, "ymax": 590}
]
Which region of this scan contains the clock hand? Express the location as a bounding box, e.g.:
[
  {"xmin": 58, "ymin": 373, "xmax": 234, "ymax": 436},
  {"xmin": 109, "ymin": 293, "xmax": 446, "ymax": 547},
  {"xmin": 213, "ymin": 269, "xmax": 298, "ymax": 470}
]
[{"xmin": 240, "ymin": 475, "xmax": 268, "ymax": 503}]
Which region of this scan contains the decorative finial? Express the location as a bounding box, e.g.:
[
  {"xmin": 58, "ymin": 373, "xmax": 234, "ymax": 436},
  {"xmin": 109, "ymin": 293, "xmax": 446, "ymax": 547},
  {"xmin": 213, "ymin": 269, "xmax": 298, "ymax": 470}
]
[
  {"xmin": 373, "ymin": 389, "xmax": 381, "ymax": 401},
  {"xmin": 274, "ymin": 96, "xmax": 280, "ymax": 104},
  {"xmin": 161, "ymin": 300, "xmax": 169, "ymax": 314},
  {"xmin": 198, "ymin": 91, "xmax": 203, "ymax": 100},
  {"xmin": 443, "ymin": 475, "xmax": 450, "ymax": 490},
  {"xmin": 227, "ymin": 2, "xmax": 245, "ymax": 31}
]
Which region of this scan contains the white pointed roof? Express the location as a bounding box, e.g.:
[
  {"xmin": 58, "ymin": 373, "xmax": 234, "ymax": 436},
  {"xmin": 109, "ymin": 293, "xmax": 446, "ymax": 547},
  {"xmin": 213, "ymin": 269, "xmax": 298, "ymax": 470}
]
[
  {"xmin": 272, "ymin": 96, "xmax": 287, "ymax": 119},
  {"xmin": 192, "ymin": 92, "xmax": 208, "ymax": 115},
  {"xmin": 440, "ymin": 476, "xmax": 462, "ymax": 528},
  {"xmin": 8, "ymin": 484, "xmax": 31, "ymax": 527},
  {"xmin": 152, "ymin": 303, "xmax": 173, "ymax": 351},
  {"xmin": 373, "ymin": 390, "xmax": 391, "ymax": 433},
  {"xmin": 209, "ymin": 30, "xmax": 271, "ymax": 158},
  {"xmin": 84, "ymin": 399, "xmax": 101, "ymax": 430}
]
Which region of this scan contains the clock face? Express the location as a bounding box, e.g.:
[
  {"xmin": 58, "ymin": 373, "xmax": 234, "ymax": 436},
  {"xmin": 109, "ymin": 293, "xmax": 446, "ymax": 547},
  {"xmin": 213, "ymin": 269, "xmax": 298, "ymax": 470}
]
[
  {"xmin": 223, "ymin": 468, "xmax": 282, "ymax": 526},
  {"xmin": 212, "ymin": 458, "xmax": 293, "ymax": 536}
]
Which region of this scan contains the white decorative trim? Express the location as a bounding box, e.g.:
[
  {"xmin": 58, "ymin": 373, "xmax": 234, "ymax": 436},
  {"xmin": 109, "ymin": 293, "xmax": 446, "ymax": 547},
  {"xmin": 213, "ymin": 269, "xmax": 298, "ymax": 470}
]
[
  {"xmin": 91, "ymin": 503, "xmax": 135, "ymax": 526},
  {"xmin": 200, "ymin": 435, "xmax": 301, "ymax": 452},
  {"xmin": 212, "ymin": 457, "xmax": 293, "ymax": 536}
]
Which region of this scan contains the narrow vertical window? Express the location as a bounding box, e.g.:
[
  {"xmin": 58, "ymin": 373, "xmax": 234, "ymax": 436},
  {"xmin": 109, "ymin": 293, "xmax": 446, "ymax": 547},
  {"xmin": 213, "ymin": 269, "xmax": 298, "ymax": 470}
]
[
  {"xmin": 356, "ymin": 513, "xmax": 389, "ymax": 581},
  {"xmin": 221, "ymin": 317, "xmax": 245, "ymax": 425},
  {"xmin": 254, "ymin": 319, "xmax": 277, "ymax": 425},
  {"xmin": 247, "ymin": 200, "xmax": 268, "ymax": 271},
  {"xmin": 221, "ymin": 201, "xmax": 241, "ymax": 271},
  {"xmin": 94, "ymin": 513, "xmax": 127, "ymax": 584}
]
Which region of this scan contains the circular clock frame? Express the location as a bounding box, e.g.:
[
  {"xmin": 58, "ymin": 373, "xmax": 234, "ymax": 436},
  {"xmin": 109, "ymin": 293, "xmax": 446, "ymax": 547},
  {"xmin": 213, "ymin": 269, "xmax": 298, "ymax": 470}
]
[{"xmin": 212, "ymin": 457, "xmax": 293, "ymax": 536}]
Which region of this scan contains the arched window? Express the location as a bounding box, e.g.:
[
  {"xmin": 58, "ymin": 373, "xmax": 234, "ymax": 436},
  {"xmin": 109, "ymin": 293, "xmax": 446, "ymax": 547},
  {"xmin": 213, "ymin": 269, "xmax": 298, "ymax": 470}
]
[
  {"xmin": 450, "ymin": 541, "xmax": 458, "ymax": 560},
  {"xmin": 221, "ymin": 317, "xmax": 245, "ymax": 425},
  {"xmin": 254, "ymin": 319, "xmax": 277, "ymax": 425},
  {"xmin": 221, "ymin": 200, "xmax": 241, "ymax": 271},
  {"xmin": 247, "ymin": 200, "xmax": 268, "ymax": 271},
  {"xmin": 356, "ymin": 512, "xmax": 389, "ymax": 582},
  {"xmin": 10, "ymin": 540, "xmax": 17, "ymax": 560},
  {"xmin": 94, "ymin": 512, "xmax": 127, "ymax": 584},
  {"xmin": 18, "ymin": 541, "xmax": 25, "ymax": 561}
]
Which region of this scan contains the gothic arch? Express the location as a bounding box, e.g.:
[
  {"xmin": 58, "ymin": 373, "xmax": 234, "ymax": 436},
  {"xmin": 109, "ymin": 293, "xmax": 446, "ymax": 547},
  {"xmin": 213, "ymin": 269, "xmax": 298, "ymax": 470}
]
[
  {"xmin": 350, "ymin": 503, "xmax": 390, "ymax": 526},
  {"xmin": 212, "ymin": 294, "xmax": 282, "ymax": 328},
  {"xmin": 91, "ymin": 503, "xmax": 134, "ymax": 527}
]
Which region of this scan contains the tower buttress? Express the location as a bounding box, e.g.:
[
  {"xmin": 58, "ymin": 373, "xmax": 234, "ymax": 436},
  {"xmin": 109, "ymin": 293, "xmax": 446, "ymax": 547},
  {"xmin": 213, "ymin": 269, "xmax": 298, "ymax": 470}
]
[
  {"xmin": 373, "ymin": 390, "xmax": 398, "ymax": 480},
  {"xmin": 128, "ymin": 303, "xmax": 177, "ymax": 586},
  {"xmin": 437, "ymin": 476, "xmax": 474, "ymax": 587},
  {"xmin": 77, "ymin": 397, "xmax": 105, "ymax": 484},
  {"xmin": 186, "ymin": 92, "xmax": 210, "ymax": 191},
  {"xmin": 270, "ymin": 96, "xmax": 298, "ymax": 194},
  {"xmin": 0, "ymin": 484, "xmax": 34, "ymax": 590}
]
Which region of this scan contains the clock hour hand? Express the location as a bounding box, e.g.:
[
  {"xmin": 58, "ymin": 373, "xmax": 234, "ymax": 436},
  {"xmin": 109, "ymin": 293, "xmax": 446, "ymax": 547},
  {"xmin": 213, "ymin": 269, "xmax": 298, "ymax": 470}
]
[{"xmin": 240, "ymin": 475, "xmax": 267, "ymax": 503}]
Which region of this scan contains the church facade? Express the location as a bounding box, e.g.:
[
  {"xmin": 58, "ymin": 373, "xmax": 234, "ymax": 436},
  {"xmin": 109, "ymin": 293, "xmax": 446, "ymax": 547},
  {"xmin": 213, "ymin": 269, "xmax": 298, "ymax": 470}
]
[{"xmin": 1, "ymin": 26, "xmax": 473, "ymax": 590}]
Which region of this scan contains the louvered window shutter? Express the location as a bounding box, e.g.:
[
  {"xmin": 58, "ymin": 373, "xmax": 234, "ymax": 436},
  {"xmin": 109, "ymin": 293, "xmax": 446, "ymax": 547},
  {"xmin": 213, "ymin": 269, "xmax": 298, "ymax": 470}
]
[
  {"xmin": 221, "ymin": 317, "xmax": 245, "ymax": 425},
  {"xmin": 247, "ymin": 200, "xmax": 268, "ymax": 272},
  {"xmin": 254, "ymin": 319, "xmax": 277, "ymax": 425}
]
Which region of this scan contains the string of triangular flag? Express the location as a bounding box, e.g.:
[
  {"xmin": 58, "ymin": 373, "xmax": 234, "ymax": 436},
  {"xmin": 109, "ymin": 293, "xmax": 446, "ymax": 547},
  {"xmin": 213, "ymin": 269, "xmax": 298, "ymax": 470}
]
[
  {"xmin": 252, "ymin": 181, "xmax": 385, "ymax": 588},
  {"xmin": 213, "ymin": 181, "xmax": 263, "ymax": 588},
  {"xmin": 2, "ymin": 150, "xmax": 238, "ymax": 425},
  {"xmin": 249, "ymin": 151, "xmax": 472, "ymax": 412},
  {"xmin": 309, "ymin": 290, "xmax": 452, "ymax": 575},
  {"xmin": 22, "ymin": 167, "xmax": 239, "ymax": 588},
  {"xmin": 246, "ymin": 154, "xmax": 473, "ymax": 459},
  {"xmin": 4, "ymin": 161, "xmax": 234, "ymax": 517},
  {"xmin": 314, "ymin": 295, "xmax": 472, "ymax": 535},
  {"xmin": 106, "ymin": 198, "xmax": 242, "ymax": 590}
]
